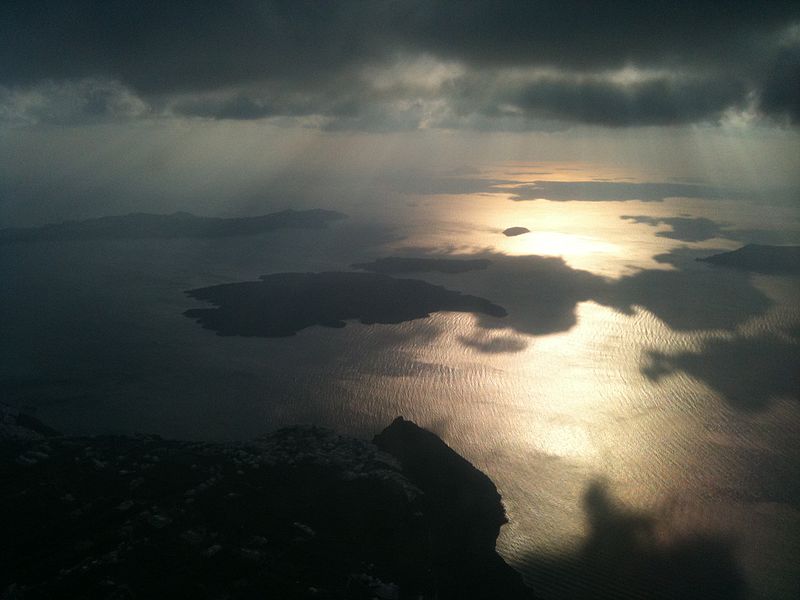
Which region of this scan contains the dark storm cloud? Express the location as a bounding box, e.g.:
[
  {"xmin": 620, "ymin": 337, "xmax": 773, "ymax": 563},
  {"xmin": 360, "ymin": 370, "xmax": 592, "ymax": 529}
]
[
  {"xmin": 1, "ymin": 1, "xmax": 799, "ymax": 128},
  {"xmin": 2, "ymin": 1, "xmax": 796, "ymax": 89},
  {"xmin": 759, "ymin": 44, "xmax": 800, "ymax": 124},
  {"xmin": 173, "ymin": 96, "xmax": 283, "ymax": 121},
  {"xmin": 395, "ymin": 1, "xmax": 796, "ymax": 73},
  {"xmin": 497, "ymin": 76, "xmax": 747, "ymax": 126},
  {"xmin": 0, "ymin": 1, "xmax": 374, "ymax": 93}
]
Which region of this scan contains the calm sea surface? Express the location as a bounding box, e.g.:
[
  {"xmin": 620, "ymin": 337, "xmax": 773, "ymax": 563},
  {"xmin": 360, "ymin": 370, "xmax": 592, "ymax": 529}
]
[{"xmin": 2, "ymin": 168, "xmax": 799, "ymax": 598}]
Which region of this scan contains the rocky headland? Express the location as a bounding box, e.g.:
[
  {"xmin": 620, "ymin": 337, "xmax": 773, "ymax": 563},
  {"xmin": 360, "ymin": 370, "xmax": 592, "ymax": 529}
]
[{"xmin": 1, "ymin": 409, "xmax": 531, "ymax": 599}]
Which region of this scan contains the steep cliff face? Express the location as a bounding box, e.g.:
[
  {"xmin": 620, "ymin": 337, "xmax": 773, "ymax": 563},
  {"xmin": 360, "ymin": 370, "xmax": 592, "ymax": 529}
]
[
  {"xmin": 374, "ymin": 416, "xmax": 531, "ymax": 599},
  {"xmin": 1, "ymin": 415, "xmax": 532, "ymax": 599}
]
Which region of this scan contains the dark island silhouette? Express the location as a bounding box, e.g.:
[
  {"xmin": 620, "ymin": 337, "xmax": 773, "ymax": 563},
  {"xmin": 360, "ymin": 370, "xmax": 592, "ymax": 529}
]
[
  {"xmin": 697, "ymin": 244, "xmax": 800, "ymax": 275},
  {"xmin": 503, "ymin": 227, "xmax": 531, "ymax": 237},
  {"xmin": 184, "ymin": 271, "xmax": 506, "ymax": 337},
  {"xmin": 182, "ymin": 249, "xmax": 774, "ymax": 345},
  {"xmin": 352, "ymin": 256, "xmax": 492, "ymax": 274},
  {"xmin": 1, "ymin": 411, "xmax": 532, "ymax": 599},
  {"xmin": 0, "ymin": 209, "xmax": 346, "ymax": 243}
]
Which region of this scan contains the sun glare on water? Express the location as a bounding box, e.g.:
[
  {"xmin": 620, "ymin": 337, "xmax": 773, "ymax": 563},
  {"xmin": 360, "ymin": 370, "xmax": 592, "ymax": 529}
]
[{"xmin": 505, "ymin": 231, "xmax": 620, "ymax": 259}]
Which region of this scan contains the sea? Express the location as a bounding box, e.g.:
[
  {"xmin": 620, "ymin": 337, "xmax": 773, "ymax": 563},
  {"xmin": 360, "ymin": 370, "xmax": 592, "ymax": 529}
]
[{"xmin": 2, "ymin": 163, "xmax": 799, "ymax": 598}]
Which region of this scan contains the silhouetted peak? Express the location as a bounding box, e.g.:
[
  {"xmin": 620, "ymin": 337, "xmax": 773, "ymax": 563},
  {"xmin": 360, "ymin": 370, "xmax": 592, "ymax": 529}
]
[{"xmin": 375, "ymin": 417, "xmax": 508, "ymax": 541}]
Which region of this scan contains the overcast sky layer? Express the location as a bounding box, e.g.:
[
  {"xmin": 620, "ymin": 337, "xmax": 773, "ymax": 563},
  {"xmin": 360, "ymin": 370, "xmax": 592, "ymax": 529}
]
[
  {"xmin": 1, "ymin": 2, "xmax": 798, "ymax": 227},
  {"xmin": 1, "ymin": 1, "xmax": 799, "ymax": 128}
]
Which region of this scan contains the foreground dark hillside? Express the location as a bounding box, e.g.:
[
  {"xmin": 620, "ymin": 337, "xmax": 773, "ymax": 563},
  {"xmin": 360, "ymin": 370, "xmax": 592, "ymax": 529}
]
[{"xmin": 0, "ymin": 409, "xmax": 531, "ymax": 600}]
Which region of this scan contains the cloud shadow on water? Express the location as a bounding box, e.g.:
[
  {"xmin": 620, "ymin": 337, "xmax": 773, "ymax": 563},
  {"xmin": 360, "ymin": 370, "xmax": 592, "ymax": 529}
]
[
  {"xmin": 643, "ymin": 331, "xmax": 800, "ymax": 411},
  {"xmin": 522, "ymin": 481, "xmax": 746, "ymax": 599},
  {"xmin": 458, "ymin": 251, "xmax": 773, "ymax": 335},
  {"xmin": 621, "ymin": 215, "xmax": 800, "ymax": 245},
  {"xmin": 596, "ymin": 264, "xmax": 773, "ymax": 332},
  {"xmin": 183, "ymin": 248, "xmax": 774, "ymax": 346},
  {"xmin": 467, "ymin": 254, "xmax": 601, "ymax": 336},
  {"xmin": 181, "ymin": 248, "xmax": 783, "ymax": 411},
  {"xmin": 459, "ymin": 332, "xmax": 529, "ymax": 354}
]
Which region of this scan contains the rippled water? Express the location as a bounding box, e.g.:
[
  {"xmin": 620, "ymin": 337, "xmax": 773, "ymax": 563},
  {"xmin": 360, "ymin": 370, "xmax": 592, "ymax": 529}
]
[{"xmin": 2, "ymin": 169, "xmax": 799, "ymax": 598}]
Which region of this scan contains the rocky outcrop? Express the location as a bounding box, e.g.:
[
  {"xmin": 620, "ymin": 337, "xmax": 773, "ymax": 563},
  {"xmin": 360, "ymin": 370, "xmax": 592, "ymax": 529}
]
[
  {"xmin": 1, "ymin": 417, "xmax": 532, "ymax": 599},
  {"xmin": 374, "ymin": 417, "xmax": 530, "ymax": 598}
]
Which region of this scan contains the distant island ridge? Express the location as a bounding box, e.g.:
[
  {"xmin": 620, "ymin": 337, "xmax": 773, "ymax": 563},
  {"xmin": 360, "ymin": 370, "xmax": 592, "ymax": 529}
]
[
  {"xmin": 698, "ymin": 244, "xmax": 800, "ymax": 275},
  {"xmin": 1, "ymin": 407, "xmax": 531, "ymax": 599},
  {"xmin": 0, "ymin": 209, "xmax": 346, "ymax": 243}
]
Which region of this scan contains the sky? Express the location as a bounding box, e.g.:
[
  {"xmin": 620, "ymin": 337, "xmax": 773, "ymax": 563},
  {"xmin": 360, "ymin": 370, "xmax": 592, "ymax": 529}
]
[{"xmin": 0, "ymin": 1, "xmax": 798, "ymax": 225}]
